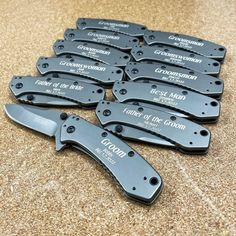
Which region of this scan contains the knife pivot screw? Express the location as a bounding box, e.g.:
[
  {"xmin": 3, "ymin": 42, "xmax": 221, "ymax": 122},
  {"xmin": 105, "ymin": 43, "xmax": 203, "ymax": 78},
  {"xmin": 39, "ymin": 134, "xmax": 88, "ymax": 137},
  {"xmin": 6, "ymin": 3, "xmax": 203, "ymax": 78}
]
[
  {"xmin": 81, "ymin": 21, "xmax": 86, "ymax": 26},
  {"xmin": 149, "ymin": 35, "xmax": 155, "ymax": 40},
  {"xmin": 69, "ymin": 33, "xmax": 75, "ymax": 38},
  {"xmin": 138, "ymin": 107, "xmax": 143, "ymax": 112},
  {"xmin": 128, "ymin": 151, "xmax": 135, "ymax": 157},
  {"xmin": 137, "ymin": 51, "xmax": 143, "ymax": 56},
  {"xmin": 101, "ymin": 132, "xmax": 108, "ymax": 137},
  {"xmin": 27, "ymin": 94, "xmax": 34, "ymax": 101},
  {"xmin": 97, "ymin": 89, "xmax": 103, "ymax": 93},
  {"xmin": 182, "ymin": 91, "xmax": 188, "ymax": 95},
  {"xmin": 42, "ymin": 63, "xmax": 49, "ymax": 68},
  {"xmin": 58, "ymin": 45, "xmax": 64, "ymax": 49},
  {"xmin": 73, "ymin": 81, "xmax": 78, "ymax": 85},
  {"xmin": 170, "ymin": 116, "xmax": 176, "ymax": 121},
  {"xmin": 131, "ymin": 68, "xmax": 139, "ymax": 74},
  {"xmin": 119, "ymin": 89, "xmax": 127, "ymax": 95},
  {"xmin": 15, "ymin": 83, "xmax": 23, "ymax": 89},
  {"xmin": 149, "ymin": 177, "xmax": 158, "ymax": 186},
  {"xmin": 151, "ymin": 84, "xmax": 157, "ymax": 89},
  {"xmin": 103, "ymin": 109, "xmax": 111, "ymax": 116},
  {"xmin": 115, "ymin": 125, "xmax": 123, "ymax": 133},
  {"xmin": 67, "ymin": 126, "xmax": 75, "ymax": 133},
  {"xmin": 60, "ymin": 113, "xmax": 68, "ymax": 120}
]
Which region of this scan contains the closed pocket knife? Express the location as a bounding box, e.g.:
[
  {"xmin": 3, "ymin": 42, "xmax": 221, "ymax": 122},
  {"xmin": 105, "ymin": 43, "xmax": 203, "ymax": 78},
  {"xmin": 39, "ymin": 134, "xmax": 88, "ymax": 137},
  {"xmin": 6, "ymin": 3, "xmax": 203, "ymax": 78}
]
[
  {"xmin": 112, "ymin": 81, "xmax": 220, "ymax": 123},
  {"xmin": 36, "ymin": 56, "xmax": 124, "ymax": 86},
  {"xmin": 131, "ymin": 45, "xmax": 221, "ymax": 76},
  {"xmin": 9, "ymin": 76, "xmax": 105, "ymax": 108},
  {"xmin": 53, "ymin": 40, "xmax": 131, "ymax": 67},
  {"xmin": 64, "ymin": 29, "xmax": 140, "ymax": 51},
  {"xmin": 144, "ymin": 31, "xmax": 226, "ymax": 61},
  {"xmin": 96, "ymin": 101, "xmax": 211, "ymax": 154},
  {"xmin": 125, "ymin": 62, "xmax": 224, "ymax": 99},
  {"xmin": 4, "ymin": 104, "xmax": 163, "ymax": 204},
  {"xmin": 76, "ymin": 18, "xmax": 147, "ymax": 37}
]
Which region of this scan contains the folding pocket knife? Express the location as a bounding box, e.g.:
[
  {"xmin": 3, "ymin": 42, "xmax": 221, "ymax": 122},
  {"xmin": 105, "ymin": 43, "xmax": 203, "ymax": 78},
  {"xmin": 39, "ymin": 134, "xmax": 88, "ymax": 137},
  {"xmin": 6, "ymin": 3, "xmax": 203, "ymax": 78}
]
[
  {"xmin": 131, "ymin": 45, "xmax": 221, "ymax": 76},
  {"xmin": 4, "ymin": 104, "xmax": 163, "ymax": 204},
  {"xmin": 36, "ymin": 57, "xmax": 124, "ymax": 86},
  {"xmin": 53, "ymin": 40, "xmax": 131, "ymax": 67},
  {"xmin": 125, "ymin": 62, "xmax": 224, "ymax": 99},
  {"xmin": 9, "ymin": 76, "xmax": 105, "ymax": 108},
  {"xmin": 64, "ymin": 29, "xmax": 140, "ymax": 50},
  {"xmin": 144, "ymin": 31, "xmax": 226, "ymax": 61},
  {"xmin": 96, "ymin": 101, "xmax": 211, "ymax": 154},
  {"xmin": 112, "ymin": 81, "xmax": 220, "ymax": 123},
  {"xmin": 77, "ymin": 18, "xmax": 147, "ymax": 37}
]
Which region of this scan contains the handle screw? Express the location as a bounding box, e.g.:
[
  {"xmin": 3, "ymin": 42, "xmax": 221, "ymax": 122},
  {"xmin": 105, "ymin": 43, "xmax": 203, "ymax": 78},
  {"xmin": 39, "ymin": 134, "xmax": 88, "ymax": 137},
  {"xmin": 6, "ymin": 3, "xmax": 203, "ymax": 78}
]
[{"xmin": 67, "ymin": 126, "xmax": 75, "ymax": 133}]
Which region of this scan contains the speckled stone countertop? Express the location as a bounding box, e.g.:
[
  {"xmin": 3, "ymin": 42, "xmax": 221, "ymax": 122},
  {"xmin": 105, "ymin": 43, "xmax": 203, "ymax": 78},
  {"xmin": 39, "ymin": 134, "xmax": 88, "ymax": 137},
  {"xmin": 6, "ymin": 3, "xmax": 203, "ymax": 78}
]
[{"xmin": 0, "ymin": 0, "xmax": 235, "ymax": 235}]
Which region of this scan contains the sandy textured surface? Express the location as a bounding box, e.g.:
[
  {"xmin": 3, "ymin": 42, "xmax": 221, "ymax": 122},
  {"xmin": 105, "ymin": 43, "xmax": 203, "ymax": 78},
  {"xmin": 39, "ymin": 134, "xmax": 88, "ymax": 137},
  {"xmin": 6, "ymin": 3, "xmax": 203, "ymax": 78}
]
[{"xmin": 0, "ymin": 0, "xmax": 235, "ymax": 235}]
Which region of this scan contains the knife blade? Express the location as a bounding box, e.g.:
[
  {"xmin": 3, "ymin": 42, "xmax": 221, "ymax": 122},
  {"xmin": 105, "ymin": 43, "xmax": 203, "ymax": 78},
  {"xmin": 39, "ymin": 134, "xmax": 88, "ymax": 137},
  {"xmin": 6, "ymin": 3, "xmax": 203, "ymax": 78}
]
[
  {"xmin": 131, "ymin": 45, "xmax": 221, "ymax": 76},
  {"xmin": 112, "ymin": 81, "xmax": 220, "ymax": 123},
  {"xmin": 9, "ymin": 76, "xmax": 105, "ymax": 108},
  {"xmin": 4, "ymin": 104, "xmax": 163, "ymax": 204},
  {"xmin": 144, "ymin": 30, "xmax": 226, "ymax": 61},
  {"xmin": 53, "ymin": 40, "xmax": 131, "ymax": 67},
  {"xmin": 125, "ymin": 62, "xmax": 224, "ymax": 99},
  {"xmin": 76, "ymin": 18, "xmax": 147, "ymax": 37},
  {"xmin": 64, "ymin": 29, "xmax": 140, "ymax": 50},
  {"xmin": 96, "ymin": 101, "xmax": 211, "ymax": 154},
  {"xmin": 36, "ymin": 56, "xmax": 124, "ymax": 86}
]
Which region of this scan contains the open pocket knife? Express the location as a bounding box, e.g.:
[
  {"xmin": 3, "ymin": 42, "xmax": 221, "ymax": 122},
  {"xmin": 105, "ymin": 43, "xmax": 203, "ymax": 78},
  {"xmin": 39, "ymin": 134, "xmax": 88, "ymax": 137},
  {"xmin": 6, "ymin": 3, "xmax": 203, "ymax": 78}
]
[
  {"xmin": 9, "ymin": 76, "xmax": 105, "ymax": 108},
  {"xmin": 131, "ymin": 45, "xmax": 221, "ymax": 76},
  {"xmin": 125, "ymin": 62, "xmax": 224, "ymax": 99},
  {"xmin": 112, "ymin": 81, "xmax": 220, "ymax": 123},
  {"xmin": 36, "ymin": 56, "xmax": 124, "ymax": 87},
  {"xmin": 144, "ymin": 30, "xmax": 226, "ymax": 61},
  {"xmin": 53, "ymin": 40, "xmax": 131, "ymax": 67},
  {"xmin": 96, "ymin": 101, "xmax": 211, "ymax": 154},
  {"xmin": 64, "ymin": 29, "xmax": 140, "ymax": 51},
  {"xmin": 76, "ymin": 18, "xmax": 147, "ymax": 37},
  {"xmin": 4, "ymin": 104, "xmax": 163, "ymax": 205}
]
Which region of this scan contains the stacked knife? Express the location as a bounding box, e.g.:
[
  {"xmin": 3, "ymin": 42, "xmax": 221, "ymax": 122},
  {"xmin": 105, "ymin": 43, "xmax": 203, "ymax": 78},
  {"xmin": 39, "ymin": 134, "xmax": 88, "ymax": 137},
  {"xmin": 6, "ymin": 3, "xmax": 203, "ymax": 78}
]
[{"xmin": 5, "ymin": 18, "xmax": 227, "ymax": 205}]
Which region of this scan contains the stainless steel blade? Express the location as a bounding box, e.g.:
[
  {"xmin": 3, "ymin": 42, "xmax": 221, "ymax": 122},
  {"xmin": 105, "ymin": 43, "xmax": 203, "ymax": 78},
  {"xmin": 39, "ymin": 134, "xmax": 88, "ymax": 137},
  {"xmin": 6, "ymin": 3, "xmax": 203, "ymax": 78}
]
[{"xmin": 4, "ymin": 104, "xmax": 64, "ymax": 137}]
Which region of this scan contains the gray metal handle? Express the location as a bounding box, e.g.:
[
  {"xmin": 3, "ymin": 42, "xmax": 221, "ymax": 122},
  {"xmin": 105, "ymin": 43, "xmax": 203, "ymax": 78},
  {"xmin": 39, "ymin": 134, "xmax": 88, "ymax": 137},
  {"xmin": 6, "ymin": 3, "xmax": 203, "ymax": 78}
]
[
  {"xmin": 144, "ymin": 30, "xmax": 226, "ymax": 61},
  {"xmin": 96, "ymin": 101, "xmax": 211, "ymax": 154},
  {"xmin": 36, "ymin": 57, "xmax": 124, "ymax": 86},
  {"xmin": 76, "ymin": 18, "xmax": 147, "ymax": 37},
  {"xmin": 60, "ymin": 115, "xmax": 163, "ymax": 204},
  {"xmin": 9, "ymin": 76, "xmax": 105, "ymax": 107},
  {"xmin": 53, "ymin": 40, "xmax": 131, "ymax": 67},
  {"xmin": 64, "ymin": 29, "xmax": 140, "ymax": 50},
  {"xmin": 131, "ymin": 45, "xmax": 221, "ymax": 75}
]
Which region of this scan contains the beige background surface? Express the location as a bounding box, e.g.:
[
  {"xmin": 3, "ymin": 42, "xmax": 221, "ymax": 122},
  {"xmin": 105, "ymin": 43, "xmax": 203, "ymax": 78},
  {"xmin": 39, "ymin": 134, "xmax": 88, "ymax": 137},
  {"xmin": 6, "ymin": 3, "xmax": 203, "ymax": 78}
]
[{"xmin": 0, "ymin": 0, "xmax": 236, "ymax": 235}]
